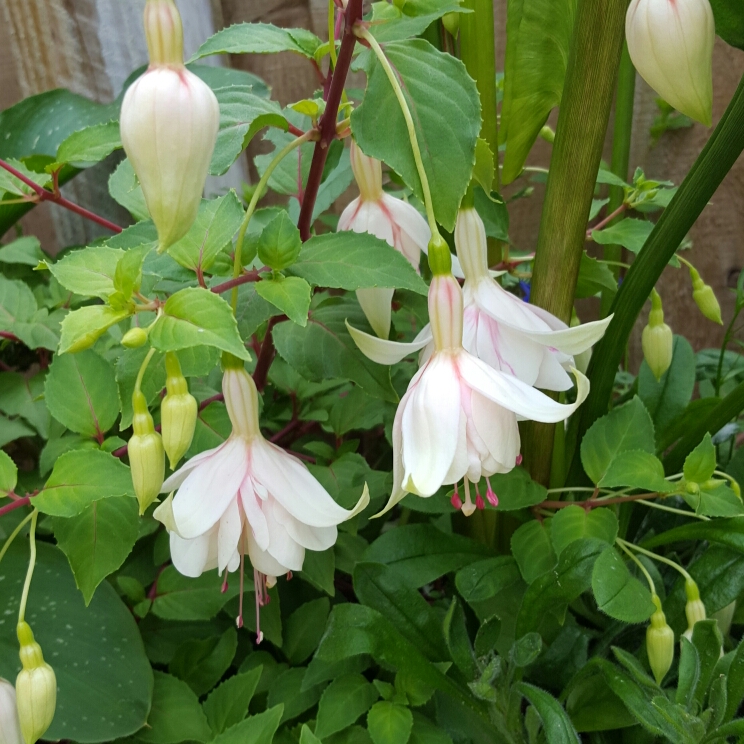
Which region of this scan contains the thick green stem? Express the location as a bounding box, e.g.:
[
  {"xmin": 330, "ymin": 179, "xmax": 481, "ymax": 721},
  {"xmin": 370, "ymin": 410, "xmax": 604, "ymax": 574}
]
[
  {"xmin": 568, "ymin": 72, "xmax": 744, "ymax": 484},
  {"xmin": 600, "ymin": 42, "xmax": 636, "ymax": 317},
  {"xmin": 459, "ymin": 0, "xmax": 499, "ymax": 190},
  {"xmin": 523, "ymin": 0, "xmax": 628, "ymax": 486}
]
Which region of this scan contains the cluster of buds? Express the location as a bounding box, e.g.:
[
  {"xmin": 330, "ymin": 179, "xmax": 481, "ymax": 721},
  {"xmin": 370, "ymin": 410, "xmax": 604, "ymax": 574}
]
[
  {"xmin": 642, "ymin": 289, "xmax": 673, "ymax": 380},
  {"xmin": 120, "ymin": 0, "xmax": 220, "ymax": 252},
  {"xmin": 14, "ymin": 623, "xmax": 56, "ymax": 744},
  {"xmin": 129, "ymin": 389, "xmax": 165, "ymax": 514}
]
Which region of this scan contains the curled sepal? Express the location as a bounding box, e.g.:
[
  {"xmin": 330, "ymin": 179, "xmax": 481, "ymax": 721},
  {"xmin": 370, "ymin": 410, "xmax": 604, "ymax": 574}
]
[
  {"xmin": 161, "ymin": 353, "xmax": 198, "ymax": 469},
  {"xmin": 129, "ymin": 390, "xmax": 165, "ymax": 514},
  {"xmin": 642, "ymin": 289, "xmax": 673, "ymax": 380},
  {"xmin": 646, "ymin": 595, "xmax": 674, "ymax": 685},
  {"xmin": 15, "ymin": 623, "xmax": 56, "ymax": 744}
]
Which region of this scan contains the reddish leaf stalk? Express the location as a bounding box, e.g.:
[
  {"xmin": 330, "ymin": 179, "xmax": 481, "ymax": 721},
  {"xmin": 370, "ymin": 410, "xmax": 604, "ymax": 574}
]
[
  {"xmin": 541, "ymin": 492, "xmax": 660, "ymax": 510},
  {"xmin": 210, "ymin": 268, "xmax": 269, "ymax": 295},
  {"xmin": 0, "ymin": 497, "xmax": 31, "ymax": 517}
]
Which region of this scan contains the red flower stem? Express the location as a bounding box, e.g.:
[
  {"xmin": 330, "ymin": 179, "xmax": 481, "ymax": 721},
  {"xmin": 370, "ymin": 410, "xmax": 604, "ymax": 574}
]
[
  {"xmin": 586, "ymin": 203, "xmax": 627, "ymax": 238},
  {"xmin": 253, "ymin": 318, "xmax": 280, "ymax": 393},
  {"xmin": 541, "ymin": 492, "xmax": 660, "ymax": 510},
  {"xmin": 0, "ymin": 497, "xmax": 31, "ymax": 517},
  {"xmin": 210, "ymin": 268, "xmax": 269, "ymax": 295},
  {"xmin": 0, "ymin": 158, "xmax": 123, "ymax": 234},
  {"xmin": 297, "ymin": 0, "xmax": 363, "ymax": 241},
  {"xmin": 0, "ymin": 332, "xmax": 20, "ymax": 342}
]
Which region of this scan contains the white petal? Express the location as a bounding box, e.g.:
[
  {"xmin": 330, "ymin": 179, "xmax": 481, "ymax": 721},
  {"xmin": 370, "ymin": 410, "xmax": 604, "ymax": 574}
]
[
  {"xmin": 170, "ymin": 528, "xmax": 217, "ymax": 578},
  {"xmin": 356, "ymin": 287, "xmax": 394, "ymax": 339},
  {"xmin": 240, "ymin": 477, "xmax": 270, "ymax": 552},
  {"xmin": 459, "ymin": 353, "xmax": 590, "ymax": 423},
  {"xmin": 534, "ymin": 351, "xmax": 574, "ymax": 392},
  {"xmin": 251, "ymin": 439, "xmax": 358, "ymax": 526},
  {"xmin": 218, "ymin": 496, "xmax": 243, "ymax": 574},
  {"xmin": 346, "ymin": 320, "xmax": 433, "ymax": 365},
  {"xmin": 162, "ymin": 444, "xmax": 222, "ymax": 492},
  {"xmin": 443, "ymin": 408, "xmax": 469, "ymax": 485},
  {"xmin": 264, "ymin": 503, "xmax": 305, "ymax": 571},
  {"xmin": 470, "ymin": 391, "xmax": 520, "ymax": 474},
  {"xmin": 473, "ymin": 279, "xmax": 553, "ymax": 333},
  {"xmin": 171, "ymin": 436, "xmax": 248, "ymax": 539},
  {"xmin": 246, "ymin": 529, "xmax": 290, "ymax": 578},
  {"xmin": 401, "ymin": 354, "xmax": 461, "ymax": 496},
  {"xmin": 153, "ymin": 492, "xmax": 179, "ymax": 534},
  {"xmin": 272, "ymin": 499, "xmax": 338, "ymax": 551}
]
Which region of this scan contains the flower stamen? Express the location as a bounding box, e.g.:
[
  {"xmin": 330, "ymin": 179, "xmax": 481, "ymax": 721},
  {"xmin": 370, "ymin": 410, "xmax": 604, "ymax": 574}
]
[
  {"xmin": 486, "ymin": 478, "xmax": 499, "ymax": 508},
  {"xmin": 451, "ymin": 482, "xmax": 463, "ymax": 511},
  {"xmin": 461, "ymin": 478, "xmax": 476, "ymax": 517}
]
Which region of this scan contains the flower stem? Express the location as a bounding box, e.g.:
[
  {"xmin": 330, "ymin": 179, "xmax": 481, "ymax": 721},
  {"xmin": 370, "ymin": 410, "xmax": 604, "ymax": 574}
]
[
  {"xmin": 135, "ymin": 348, "xmax": 157, "ymax": 393},
  {"xmin": 354, "ymin": 26, "xmax": 441, "ymax": 241},
  {"xmin": 0, "ymin": 511, "xmax": 34, "ymax": 567},
  {"xmin": 617, "ymin": 537, "xmax": 693, "ymax": 583},
  {"xmin": 231, "ymin": 130, "xmax": 316, "ymax": 314},
  {"xmin": 617, "ymin": 538, "xmax": 656, "ymax": 595},
  {"xmin": 18, "ymin": 510, "xmax": 38, "ymax": 624}
]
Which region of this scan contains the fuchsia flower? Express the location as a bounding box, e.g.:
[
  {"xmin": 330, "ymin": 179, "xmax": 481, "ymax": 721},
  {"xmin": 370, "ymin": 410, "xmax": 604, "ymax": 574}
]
[{"xmin": 155, "ymin": 363, "xmax": 368, "ymax": 638}]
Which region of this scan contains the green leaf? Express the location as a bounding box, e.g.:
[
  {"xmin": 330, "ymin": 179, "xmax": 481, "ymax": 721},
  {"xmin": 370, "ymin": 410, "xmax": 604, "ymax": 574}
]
[
  {"xmin": 710, "ymin": 0, "xmax": 744, "ymax": 50},
  {"xmin": 550, "ymin": 506, "xmax": 618, "ymax": 557},
  {"xmin": 289, "ymin": 232, "xmax": 428, "ymax": 295},
  {"xmin": 300, "ymin": 546, "xmax": 336, "ymax": 596},
  {"xmin": 0, "ymin": 236, "xmax": 45, "ymax": 266},
  {"xmin": 638, "ymin": 335, "xmax": 696, "ymax": 443},
  {"xmin": 193, "ymin": 23, "xmax": 322, "ymax": 61},
  {"xmin": 352, "ymin": 39, "xmax": 480, "ymax": 231},
  {"xmin": 273, "ymin": 297, "xmax": 396, "ymax": 402},
  {"xmin": 410, "ymin": 713, "xmax": 454, "ymax": 744},
  {"xmin": 0, "ymin": 371, "xmax": 48, "ymax": 438},
  {"xmin": 684, "ymin": 432, "xmax": 717, "ymax": 484},
  {"xmin": 267, "ymin": 668, "xmax": 325, "ymax": 723},
  {"xmin": 0, "ymin": 275, "xmax": 60, "ymax": 350},
  {"xmin": 500, "ymin": 0, "xmax": 578, "ymax": 184},
  {"xmin": 59, "ymin": 305, "xmax": 131, "ymax": 354},
  {"xmin": 52, "ymin": 495, "xmax": 139, "ymax": 604},
  {"xmin": 591, "ymin": 547, "xmax": 655, "ymax": 623},
  {"xmin": 474, "ymin": 187, "xmax": 510, "ymax": 241},
  {"xmin": 255, "ymin": 130, "xmax": 315, "ymax": 196},
  {"xmin": 599, "ymin": 450, "xmax": 676, "ymax": 493},
  {"xmin": 0, "ymin": 542, "xmax": 152, "ymax": 742},
  {"xmin": 642, "ymin": 517, "xmax": 744, "ymax": 552},
  {"xmin": 691, "ymin": 620, "xmax": 724, "ymax": 708},
  {"xmin": 370, "ymin": 0, "xmax": 469, "ymax": 43},
  {"xmin": 511, "ymin": 520, "xmax": 556, "ymax": 583},
  {"xmin": 315, "ymin": 674, "xmax": 380, "ymax": 740},
  {"xmin": 54, "ymin": 120, "xmax": 121, "ymax": 168},
  {"xmin": 443, "ymin": 598, "xmax": 478, "ymax": 679},
  {"xmin": 36, "ymin": 449, "xmax": 133, "ymax": 517},
  {"xmin": 516, "ymin": 683, "xmax": 580, "ymax": 744},
  {"xmin": 581, "ymin": 397, "xmax": 655, "ymax": 484},
  {"xmin": 367, "ymin": 702, "xmax": 413, "ymax": 744},
  {"xmin": 353, "ymin": 562, "xmax": 447, "ymax": 662},
  {"xmin": 210, "ymin": 86, "xmax": 288, "ymax": 175},
  {"xmin": 363, "ymin": 524, "xmax": 491, "ymax": 588},
  {"xmin": 592, "ymin": 218, "xmax": 653, "ymax": 254},
  {"xmin": 283, "ymin": 598, "xmax": 331, "ymax": 665},
  {"xmin": 168, "ymin": 192, "xmax": 245, "ymax": 273},
  {"xmin": 150, "ymin": 287, "xmax": 250, "ymax": 360},
  {"xmin": 685, "ymin": 482, "xmax": 744, "ymax": 518},
  {"xmin": 210, "ymin": 707, "xmax": 284, "ymax": 744},
  {"xmin": 0, "ymin": 416, "xmax": 35, "ymax": 448},
  {"xmin": 675, "ymin": 638, "xmax": 700, "ymax": 709},
  {"xmin": 151, "ymin": 566, "xmax": 242, "ymax": 621},
  {"xmin": 256, "ymin": 276, "xmax": 311, "ymax": 326},
  {"xmin": 725, "ymin": 636, "xmax": 744, "ymax": 721},
  {"xmin": 46, "ymin": 246, "xmax": 124, "ymax": 300},
  {"xmin": 575, "ymin": 252, "xmax": 618, "ymax": 299},
  {"xmin": 109, "ymin": 158, "xmax": 149, "ymax": 221},
  {"xmin": 203, "ymin": 668, "xmax": 262, "ymax": 735},
  {"xmin": 0, "ymin": 450, "xmax": 17, "ymax": 496},
  {"xmin": 170, "ymin": 627, "xmax": 238, "ymax": 697},
  {"xmin": 257, "ymin": 211, "xmax": 302, "ymax": 270},
  {"xmin": 44, "ymin": 349, "xmax": 119, "ymax": 437},
  {"xmin": 139, "ymin": 671, "xmax": 212, "ymax": 744},
  {"xmin": 455, "ymin": 556, "xmax": 523, "ymax": 604},
  {"xmin": 301, "ymin": 725, "xmax": 323, "ymax": 744}
]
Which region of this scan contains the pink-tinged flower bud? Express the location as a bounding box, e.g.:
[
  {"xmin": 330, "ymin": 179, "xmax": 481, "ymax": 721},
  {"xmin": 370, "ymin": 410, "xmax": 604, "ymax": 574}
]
[
  {"xmin": 646, "ymin": 595, "xmax": 674, "ymax": 685},
  {"xmin": 689, "ymin": 266, "xmax": 722, "ymax": 325},
  {"xmin": 642, "ymin": 289, "xmax": 673, "ymax": 380},
  {"xmin": 626, "ymin": 0, "xmax": 715, "ymax": 126},
  {"xmin": 120, "ymin": 0, "xmax": 220, "ymax": 253},
  {"xmin": 0, "ymin": 678, "xmax": 22, "ymax": 744},
  {"xmin": 129, "ymin": 390, "xmax": 165, "ymax": 514},
  {"xmin": 161, "ymin": 353, "xmax": 197, "ymax": 469},
  {"xmin": 429, "ymin": 273, "xmax": 463, "ymax": 352},
  {"xmin": 15, "ymin": 623, "xmax": 55, "ymax": 744}
]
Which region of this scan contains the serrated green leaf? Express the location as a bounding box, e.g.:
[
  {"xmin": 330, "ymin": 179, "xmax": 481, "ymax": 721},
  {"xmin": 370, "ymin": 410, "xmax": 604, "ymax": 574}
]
[
  {"xmin": 550, "ymin": 506, "xmax": 618, "ymax": 557},
  {"xmin": 0, "ymin": 236, "xmax": 45, "ymax": 266},
  {"xmin": 109, "ymin": 158, "xmax": 149, "ymax": 221},
  {"xmin": 592, "ymin": 218, "xmax": 653, "ymax": 254},
  {"xmin": 169, "ymin": 627, "xmax": 238, "ymax": 697},
  {"xmin": 599, "ymin": 450, "xmax": 676, "ymax": 493},
  {"xmin": 59, "ymin": 305, "xmax": 131, "ymax": 354},
  {"xmin": 0, "ymin": 450, "xmax": 18, "ymax": 496},
  {"xmin": 516, "ymin": 683, "xmax": 580, "ymax": 744},
  {"xmin": 203, "ymin": 668, "xmax": 262, "ymax": 735},
  {"xmin": 684, "ymin": 432, "xmax": 717, "ymax": 484},
  {"xmin": 455, "ymin": 556, "xmax": 523, "ymax": 604},
  {"xmin": 267, "ymin": 668, "xmax": 326, "ymax": 723},
  {"xmin": 151, "ymin": 566, "xmax": 241, "ymax": 621},
  {"xmin": 257, "ymin": 211, "xmax": 302, "ymax": 270},
  {"xmin": 46, "ymin": 246, "xmax": 124, "ymax": 300},
  {"xmin": 0, "ymin": 275, "xmax": 60, "ymax": 351},
  {"xmin": 55, "ymin": 120, "xmax": 121, "ymax": 168},
  {"xmin": 210, "ymin": 706, "xmax": 284, "ymax": 744},
  {"xmin": 283, "ymin": 598, "xmax": 331, "ymax": 665},
  {"xmin": 315, "ymin": 673, "xmax": 380, "ymax": 740},
  {"xmin": 591, "ymin": 547, "xmax": 655, "ymax": 623},
  {"xmin": 511, "ymin": 520, "xmax": 556, "ymax": 584},
  {"xmin": 255, "ymin": 276, "xmax": 311, "ymax": 326},
  {"xmin": 193, "ymin": 23, "xmax": 322, "ymax": 61},
  {"xmin": 367, "ymin": 702, "xmax": 413, "ymax": 744}
]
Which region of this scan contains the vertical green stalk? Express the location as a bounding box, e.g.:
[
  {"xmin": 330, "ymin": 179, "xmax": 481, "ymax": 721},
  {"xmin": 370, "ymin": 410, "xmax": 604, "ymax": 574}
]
[
  {"xmin": 600, "ymin": 42, "xmax": 636, "ymax": 317},
  {"xmin": 459, "ymin": 0, "xmax": 499, "ymax": 190},
  {"xmin": 523, "ymin": 0, "xmax": 628, "ymax": 486}
]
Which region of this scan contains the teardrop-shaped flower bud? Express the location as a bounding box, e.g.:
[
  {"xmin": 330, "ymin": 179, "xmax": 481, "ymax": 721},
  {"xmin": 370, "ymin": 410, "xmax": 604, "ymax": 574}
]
[
  {"xmin": 120, "ymin": 0, "xmax": 220, "ymax": 253},
  {"xmin": 626, "ymin": 0, "xmax": 715, "ymax": 126},
  {"xmin": 689, "ymin": 266, "xmax": 723, "ymax": 324},
  {"xmin": 129, "ymin": 390, "xmax": 165, "ymax": 514},
  {"xmin": 0, "ymin": 678, "xmax": 22, "ymax": 744},
  {"xmin": 642, "ymin": 289, "xmax": 673, "ymax": 380},
  {"xmin": 161, "ymin": 353, "xmax": 197, "ymax": 469},
  {"xmin": 15, "ymin": 624, "xmax": 55, "ymax": 744},
  {"xmin": 121, "ymin": 328, "xmax": 149, "ymax": 349},
  {"xmin": 682, "ymin": 578, "xmax": 707, "ymax": 641},
  {"xmin": 646, "ymin": 595, "xmax": 674, "ymax": 685}
]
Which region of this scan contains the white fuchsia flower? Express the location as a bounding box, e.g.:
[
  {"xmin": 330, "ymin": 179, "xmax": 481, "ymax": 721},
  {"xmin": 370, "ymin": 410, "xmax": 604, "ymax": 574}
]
[
  {"xmin": 626, "ymin": 0, "xmax": 715, "ymax": 126},
  {"xmin": 155, "ymin": 362, "xmax": 368, "ymax": 639},
  {"xmin": 0, "ymin": 678, "xmax": 22, "ymax": 744},
  {"xmin": 348, "ymin": 207, "xmax": 611, "ymax": 392},
  {"xmin": 354, "ymin": 272, "xmax": 590, "ymax": 517},
  {"xmin": 339, "ymin": 142, "xmax": 463, "ymax": 338}
]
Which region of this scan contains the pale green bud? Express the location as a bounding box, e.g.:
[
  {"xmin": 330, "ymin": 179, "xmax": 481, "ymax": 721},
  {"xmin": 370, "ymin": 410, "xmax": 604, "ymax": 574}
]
[
  {"xmin": 0, "ymin": 678, "xmax": 22, "ymax": 744},
  {"xmin": 121, "ymin": 328, "xmax": 148, "ymax": 349},
  {"xmin": 642, "ymin": 289, "xmax": 673, "ymax": 380},
  {"xmin": 129, "ymin": 390, "xmax": 165, "ymax": 515},
  {"xmin": 441, "ymin": 12, "xmax": 460, "ymax": 36},
  {"xmin": 646, "ymin": 595, "xmax": 674, "ymax": 685},
  {"xmin": 161, "ymin": 353, "xmax": 197, "ymax": 469},
  {"xmin": 15, "ymin": 624, "xmax": 55, "ymax": 744},
  {"xmin": 427, "ymin": 235, "xmax": 452, "ymax": 277},
  {"xmin": 689, "ymin": 267, "xmax": 722, "ymax": 325},
  {"xmin": 682, "ymin": 579, "xmax": 707, "ymax": 641}
]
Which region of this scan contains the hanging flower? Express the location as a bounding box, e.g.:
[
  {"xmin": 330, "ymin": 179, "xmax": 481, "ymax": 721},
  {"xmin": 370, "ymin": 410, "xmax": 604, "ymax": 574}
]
[
  {"xmin": 362, "ymin": 271, "xmax": 590, "ymax": 517},
  {"xmin": 348, "ymin": 207, "xmax": 610, "ymax": 392},
  {"xmin": 339, "ymin": 142, "xmax": 463, "ymax": 338},
  {"xmin": 154, "ymin": 361, "xmax": 368, "ymax": 638},
  {"xmin": 626, "ymin": 0, "xmax": 715, "ymax": 126}
]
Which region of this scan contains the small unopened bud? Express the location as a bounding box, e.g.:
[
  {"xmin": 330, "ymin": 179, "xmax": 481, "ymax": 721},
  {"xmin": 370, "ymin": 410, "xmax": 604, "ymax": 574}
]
[
  {"xmin": 120, "ymin": 0, "xmax": 220, "ymax": 252},
  {"xmin": 427, "ymin": 235, "xmax": 453, "ymax": 277},
  {"xmin": 15, "ymin": 623, "xmax": 55, "ymax": 744},
  {"xmin": 646, "ymin": 595, "xmax": 674, "ymax": 685},
  {"xmin": 0, "ymin": 678, "xmax": 22, "ymax": 744},
  {"xmin": 129, "ymin": 390, "xmax": 165, "ymax": 514},
  {"xmin": 682, "ymin": 579, "xmax": 707, "ymax": 641},
  {"xmin": 642, "ymin": 289, "xmax": 673, "ymax": 380},
  {"xmin": 441, "ymin": 12, "xmax": 460, "ymax": 36},
  {"xmin": 161, "ymin": 353, "xmax": 197, "ymax": 469},
  {"xmin": 689, "ymin": 267, "xmax": 722, "ymax": 325},
  {"xmin": 121, "ymin": 328, "xmax": 148, "ymax": 349}
]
